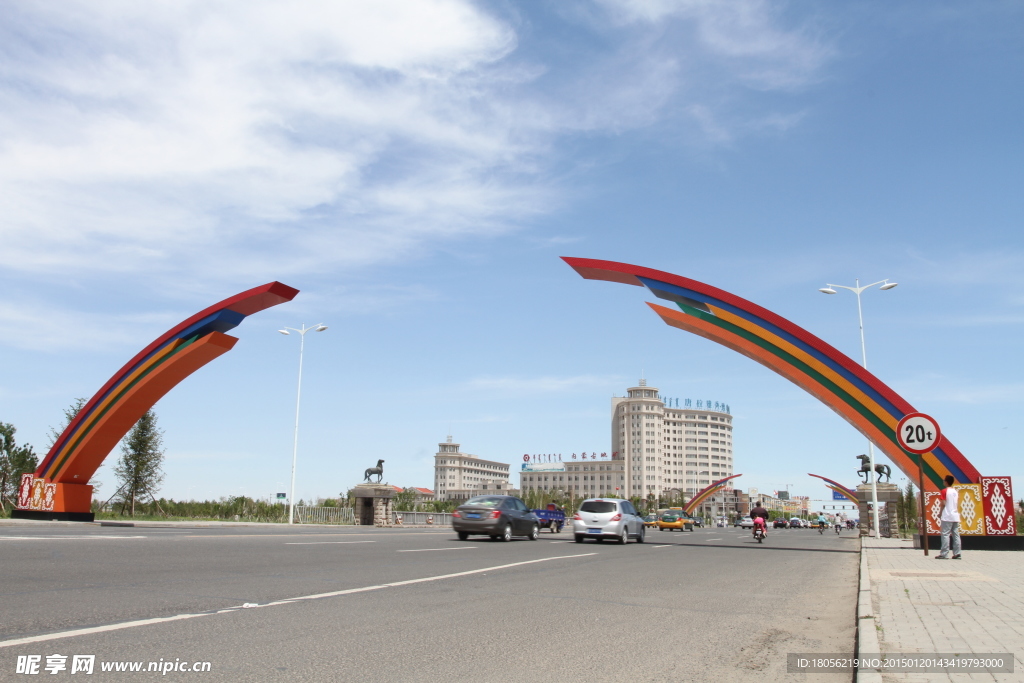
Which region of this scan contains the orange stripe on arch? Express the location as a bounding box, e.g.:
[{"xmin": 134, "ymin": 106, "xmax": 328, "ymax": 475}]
[
  {"xmin": 51, "ymin": 332, "xmax": 237, "ymax": 483},
  {"xmin": 648, "ymin": 302, "xmax": 944, "ymax": 489},
  {"xmin": 709, "ymin": 305, "xmax": 898, "ymax": 433},
  {"xmin": 826, "ymin": 485, "xmax": 859, "ymax": 504},
  {"xmin": 43, "ymin": 339, "xmax": 188, "ymax": 480}
]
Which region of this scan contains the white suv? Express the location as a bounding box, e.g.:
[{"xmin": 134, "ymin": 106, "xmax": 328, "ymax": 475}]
[{"xmin": 572, "ymin": 498, "xmax": 646, "ymax": 544}]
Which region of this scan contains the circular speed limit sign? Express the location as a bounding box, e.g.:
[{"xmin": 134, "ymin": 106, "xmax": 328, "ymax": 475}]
[{"xmin": 896, "ymin": 413, "xmax": 941, "ymax": 454}]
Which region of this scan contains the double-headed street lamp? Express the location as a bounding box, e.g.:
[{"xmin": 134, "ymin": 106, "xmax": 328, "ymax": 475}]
[
  {"xmin": 279, "ymin": 323, "xmax": 328, "ymax": 524},
  {"xmin": 819, "ymin": 279, "xmax": 897, "ymax": 538}
]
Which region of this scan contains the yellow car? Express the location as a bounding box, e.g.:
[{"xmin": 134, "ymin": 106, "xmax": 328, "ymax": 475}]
[
  {"xmin": 643, "ymin": 514, "xmax": 658, "ymax": 528},
  {"xmin": 657, "ymin": 509, "xmax": 695, "ymax": 532}
]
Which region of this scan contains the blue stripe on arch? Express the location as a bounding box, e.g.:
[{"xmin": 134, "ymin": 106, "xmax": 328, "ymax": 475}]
[
  {"xmin": 41, "ymin": 309, "xmax": 247, "ymax": 474},
  {"xmin": 923, "ymin": 447, "xmax": 968, "ymax": 484},
  {"xmin": 638, "ymin": 277, "xmax": 972, "ymax": 483},
  {"xmin": 638, "ymin": 276, "xmax": 901, "ymax": 420}
]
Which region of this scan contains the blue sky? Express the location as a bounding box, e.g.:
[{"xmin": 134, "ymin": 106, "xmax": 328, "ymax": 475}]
[{"xmin": 2, "ymin": 1, "xmax": 1022, "ymax": 505}]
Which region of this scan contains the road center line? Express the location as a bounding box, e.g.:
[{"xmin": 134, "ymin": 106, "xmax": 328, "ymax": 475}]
[
  {"xmin": 0, "ymin": 553, "xmax": 595, "ymax": 649},
  {"xmin": 397, "ymin": 548, "xmax": 475, "ymax": 552},
  {"xmin": 285, "ymin": 541, "xmax": 376, "ymax": 545},
  {"xmin": 0, "ymin": 536, "xmax": 147, "ymax": 541}
]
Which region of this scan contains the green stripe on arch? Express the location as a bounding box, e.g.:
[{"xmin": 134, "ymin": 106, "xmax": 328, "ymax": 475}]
[
  {"xmin": 45, "ymin": 335, "xmax": 200, "ymax": 480},
  {"xmin": 671, "ymin": 301, "xmax": 945, "ymax": 489}
]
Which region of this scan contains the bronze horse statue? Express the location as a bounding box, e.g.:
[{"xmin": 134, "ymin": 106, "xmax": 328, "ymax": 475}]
[
  {"xmin": 856, "ymin": 454, "xmax": 891, "ymax": 483},
  {"xmin": 364, "ymin": 459, "xmax": 385, "ymax": 483}
]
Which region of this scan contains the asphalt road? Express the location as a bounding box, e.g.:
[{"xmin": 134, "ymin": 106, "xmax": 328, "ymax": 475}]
[{"xmin": 1, "ymin": 522, "xmax": 859, "ymax": 682}]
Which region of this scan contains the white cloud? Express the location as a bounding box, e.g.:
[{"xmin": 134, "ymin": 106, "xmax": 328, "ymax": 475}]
[
  {"xmin": 597, "ymin": 0, "xmax": 832, "ymax": 89},
  {"xmin": 0, "ymin": 0, "xmax": 535, "ymax": 280},
  {"xmin": 0, "ymin": 0, "xmax": 832, "ymax": 289},
  {"xmin": 0, "ymin": 300, "xmax": 178, "ymax": 352}
]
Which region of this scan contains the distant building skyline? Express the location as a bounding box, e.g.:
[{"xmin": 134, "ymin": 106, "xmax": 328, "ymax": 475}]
[
  {"xmin": 519, "ymin": 379, "xmax": 735, "ymax": 500},
  {"xmin": 433, "ymin": 436, "xmax": 512, "ymax": 501}
]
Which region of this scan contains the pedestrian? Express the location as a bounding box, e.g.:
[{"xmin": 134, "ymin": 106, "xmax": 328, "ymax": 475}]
[{"xmin": 936, "ymin": 475, "xmax": 961, "ymax": 560}]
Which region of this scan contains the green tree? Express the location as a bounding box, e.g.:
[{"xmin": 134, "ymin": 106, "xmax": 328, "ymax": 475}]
[
  {"xmin": 46, "ymin": 398, "xmax": 87, "ymax": 450},
  {"xmin": 423, "ymin": 499, "xmax": 455, "ymax": 513},
  {"xmin": 113, "ymin": 411, "xmax": 165, "ymax": 516},
  {"xmin": 0, "ymin": 423, "xmax": 38, "ymax": 512},
  {"xmin": 393, "ymin": 487, "xmax": 418, "ymax": 511},
  {"xmin": 899, "ymin": 481, "xmax": 918, "ymax": 536}
]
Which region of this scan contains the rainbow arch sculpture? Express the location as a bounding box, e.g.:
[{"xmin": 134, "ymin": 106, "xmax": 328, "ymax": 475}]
[
  {"xmin": 13, "ymin": 282, "xmax": 298, "ymax": 521},
  {"xmin": 563, "ymin": 257, "xmax": 981, "ymax": 492},
  {"xmin": 683, "ymin": 474, "xmax": 742, "ymax": 516},
  {"xmin": 808, "ymin": 473, "xmax": 859, "ymax": 504}
]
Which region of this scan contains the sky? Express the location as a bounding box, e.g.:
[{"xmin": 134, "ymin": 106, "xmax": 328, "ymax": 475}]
[{"xmin": 2, "ymin": 1, "xmax": 1022, "ymax": 506}]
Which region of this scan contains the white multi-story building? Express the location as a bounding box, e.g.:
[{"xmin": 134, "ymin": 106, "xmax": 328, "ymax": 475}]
[
  {"xmin": 612, "ymin": 380, "xmax": 734, "ymax": 498},
  {"xmin": 433, "ymin": 436, "xmax": 512, "ymax": 501},
  {"xmin": 520, "ymin": 459, "xmax": 626, "ymax": 498},
  {"xmin": 519, "ymin": 380, "xmax": 735, "ymax": 500}
]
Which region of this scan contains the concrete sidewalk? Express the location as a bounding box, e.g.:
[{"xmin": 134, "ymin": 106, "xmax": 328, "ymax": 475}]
[{"xmin": 858, "ymin": 536, "xmax": 1023, "ymax": 682}]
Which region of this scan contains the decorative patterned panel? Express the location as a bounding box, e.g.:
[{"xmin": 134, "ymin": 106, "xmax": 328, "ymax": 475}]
[
  {"xmin": 924, "ymin": 491, "xmax": 943, "ymax": 535},
  {"xmin": 16, "ymin": 473, "xmax": 33, "ymax": 509},
  {"xmin": 981, "ymin": 476, "xmax": 1016, "ymax": 536},
  {"xmin": 41, "ymin": 483, "xmax": 57, "ymax": 512},
  {"xmin": 29, "ymin": 478, "xmax": 44, "ymax": 510},
  {"xmin": 954, "ymin": 484, "xmax": 983, "ymax": 535}
]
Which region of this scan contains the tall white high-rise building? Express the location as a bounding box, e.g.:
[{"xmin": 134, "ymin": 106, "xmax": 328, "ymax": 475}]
[{"xmin": 611, "ymin": 380, "xmax": 734, "ymax": 498}]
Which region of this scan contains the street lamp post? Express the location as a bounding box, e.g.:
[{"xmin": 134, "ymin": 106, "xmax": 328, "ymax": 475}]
[
  {"xmin": 820, "ymin": 278, "xmax": 897, "ymax": 538},
  {"xmin": 279, "ymin": 323, "xmax": 328, "ymax": 525}
]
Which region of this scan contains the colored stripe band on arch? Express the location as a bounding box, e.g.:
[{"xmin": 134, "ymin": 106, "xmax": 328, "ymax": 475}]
[
  {"xmin": 37, "ymin": 282, "xmax": 298, "ymax": 486},
  {"xmin": 563, "ymin": 257, "xmax": 981, "ymax": 492},
  {"xmin": 682, "ymin": 474, "xmax": 742, "ymax": 515}
]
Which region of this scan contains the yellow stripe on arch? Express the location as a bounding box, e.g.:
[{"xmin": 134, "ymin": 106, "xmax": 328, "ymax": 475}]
[
  {"xmin": 44, "ymin": 339, "xmax": 187, "ymax": 480},
  {"xmin": 649, "ymin": 302, "xmax": 947, "ymax": 487},
  {"xmin": 710, "ymin": 305, "xmax": 898, "ymax": 432},
  {"xmin": 710, "ymin": 305, "xmax": 956, "ymax": 483},
  {"xmin": 826, "ymin": 485, "xmax": 859, "ymax": 504}
]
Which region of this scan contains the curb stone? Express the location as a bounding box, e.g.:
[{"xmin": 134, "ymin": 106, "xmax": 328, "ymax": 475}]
[{"xmin": 856, "ymin": 535, "xmax": 884, "ymax": 683}]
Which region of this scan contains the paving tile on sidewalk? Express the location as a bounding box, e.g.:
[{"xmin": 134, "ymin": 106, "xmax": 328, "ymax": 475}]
[{"xmin": 862, "ymin": 538, "xmax": 1023, "ymax": 683}]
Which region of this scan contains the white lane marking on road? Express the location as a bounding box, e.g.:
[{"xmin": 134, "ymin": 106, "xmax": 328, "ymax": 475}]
[
  {"xmin": 397, "ymin": 548, "xmax": 475, "ymax": 552},
  {"xmin": 652, "ymin": 545, "xmax": 670, "ymax": 548},
  {"xmin": 705, "ymin": 538, "xmax": 722, "ymax": 541},
  {"xmin": 284, "ymin": 541, "xmax": 376, "ymax": 545},
  {"xmin": 0, "ymin": 553, "xmax": 596, "ymax": 649},
  {"xmin": 0, "ymin": 536, "xmax": 147, "ymax": 540}
]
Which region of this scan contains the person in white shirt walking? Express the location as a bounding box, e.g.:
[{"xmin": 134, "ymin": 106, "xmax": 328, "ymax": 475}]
[{"xmin": 936, "ymin": 475, "xmax": 962, "ymax": 560}]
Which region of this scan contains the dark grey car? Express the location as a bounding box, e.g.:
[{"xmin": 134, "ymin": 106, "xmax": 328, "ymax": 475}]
[{"xmin": 452, "ymin": 495, "xmax": 540, "ymax": 541}]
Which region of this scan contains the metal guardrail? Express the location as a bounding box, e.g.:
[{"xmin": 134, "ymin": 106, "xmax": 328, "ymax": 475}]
[
  {"xmin": 390, "ymin": 511, "xmax": 451, "ymax": 526},
  {"xmin": 293, "ymin": 506, "xmax": 355, "ymax": 525},
  {"xmin": 289, "ymin": 507, "xmax": 450, "ymax": 526}
]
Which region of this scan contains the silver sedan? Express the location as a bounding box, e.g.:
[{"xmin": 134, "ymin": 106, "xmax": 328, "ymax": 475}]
[{"xmin": 572, "ymin": 498, "xmax": 645, "ymax": 544}]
